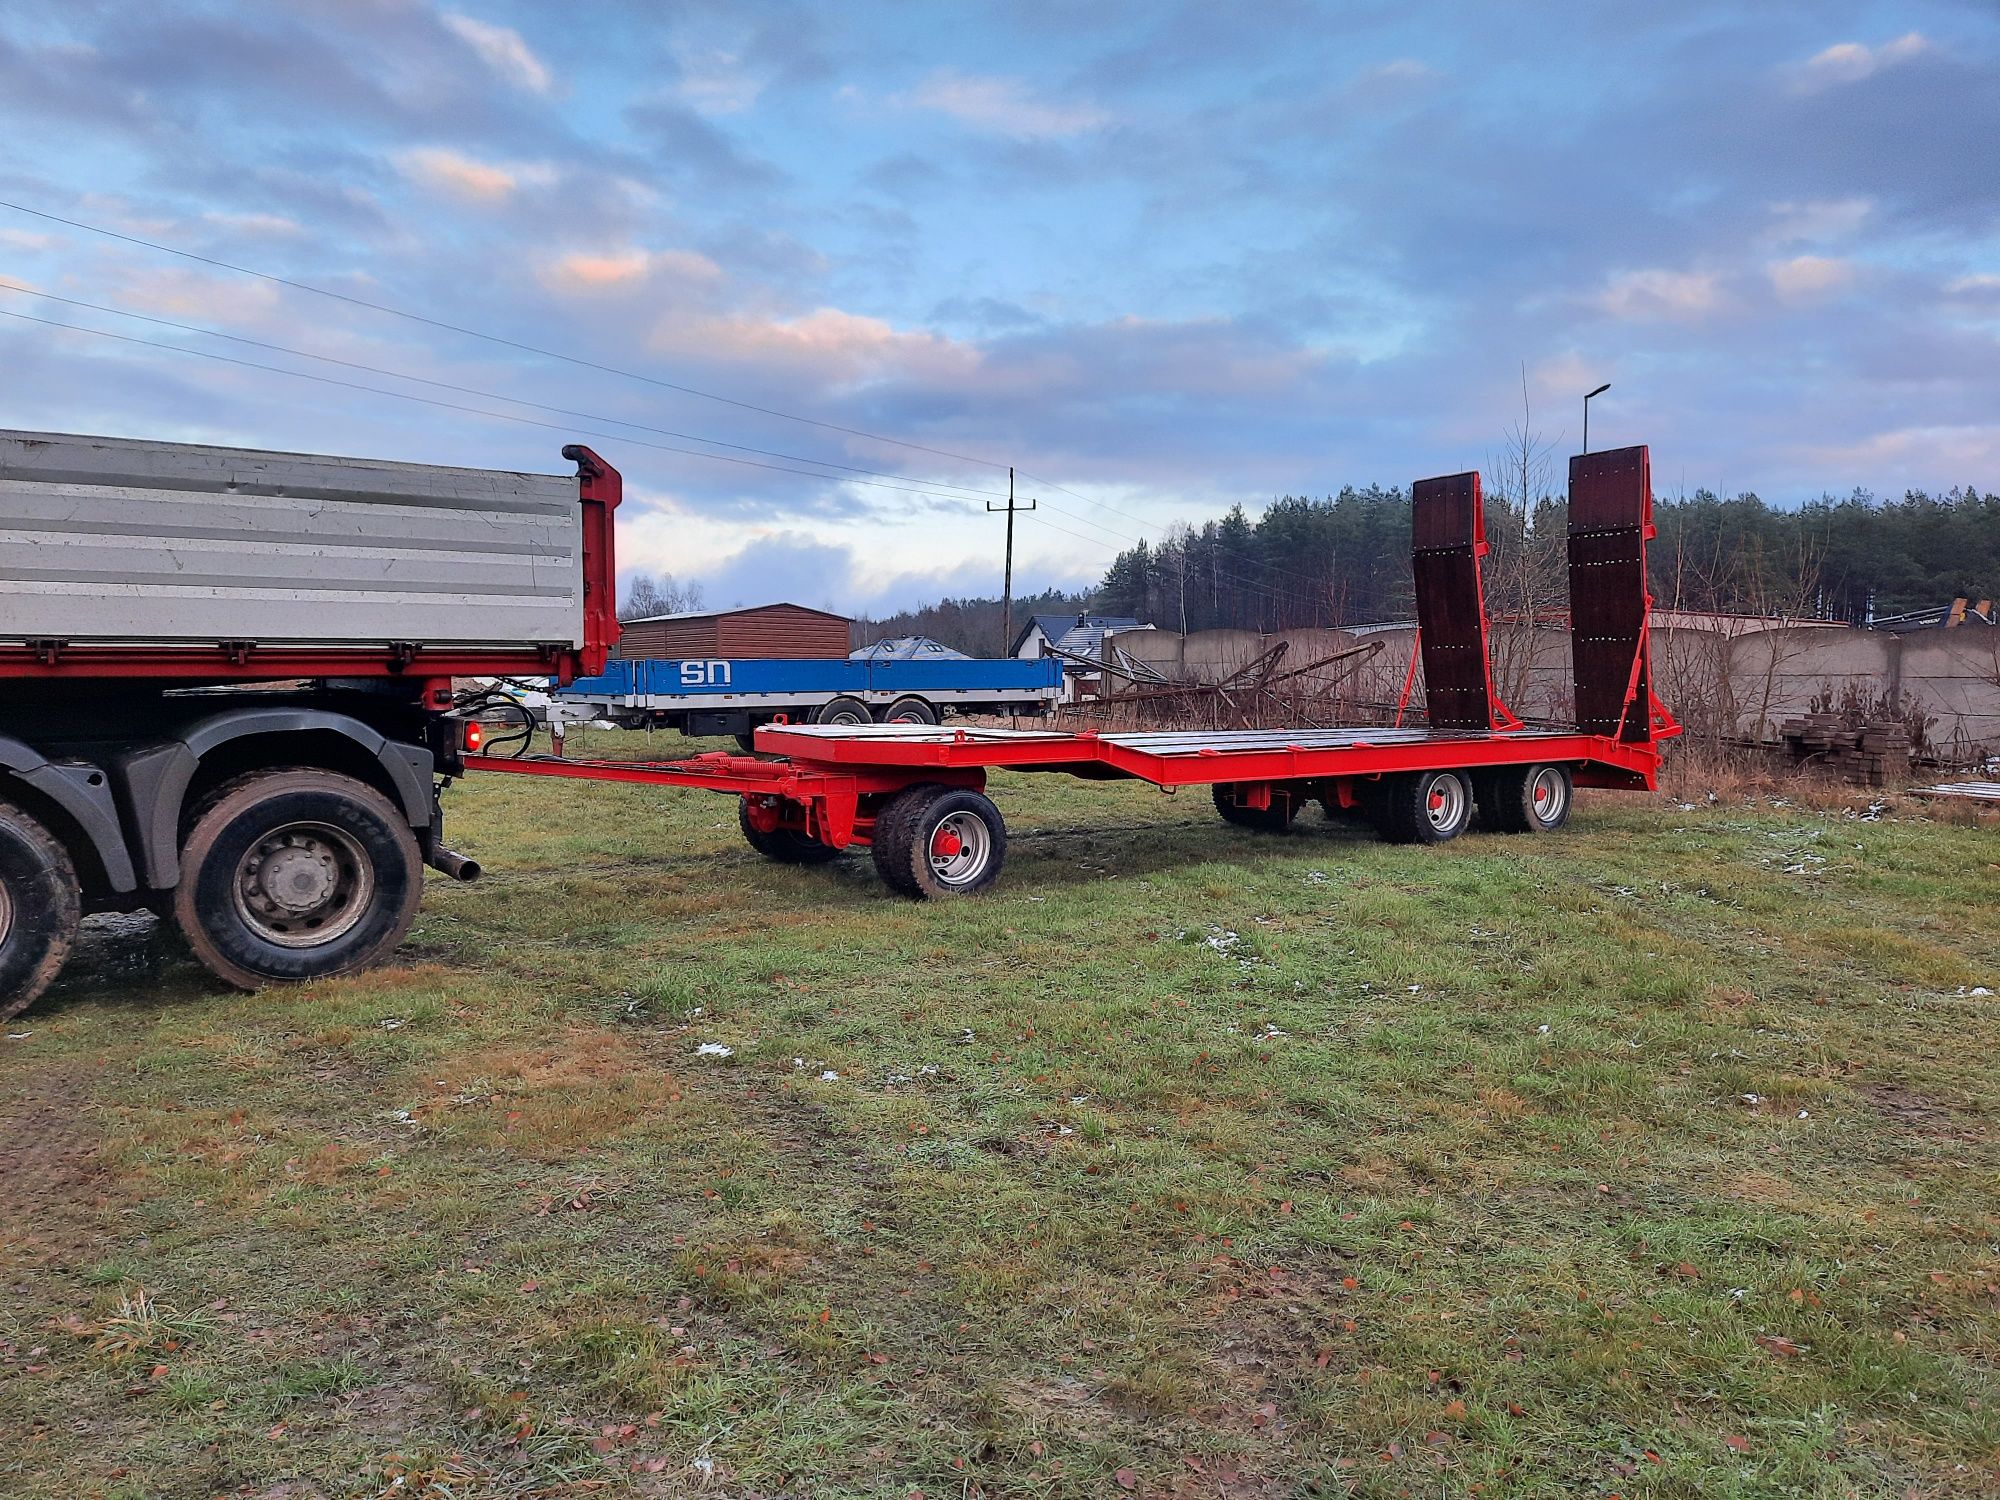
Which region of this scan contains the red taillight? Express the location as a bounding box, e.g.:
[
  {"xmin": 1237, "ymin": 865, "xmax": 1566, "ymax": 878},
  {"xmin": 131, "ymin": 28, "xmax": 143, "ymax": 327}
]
[{"xmin": 463, "ymin": 720, "xmax": 484, "ymax": 752}]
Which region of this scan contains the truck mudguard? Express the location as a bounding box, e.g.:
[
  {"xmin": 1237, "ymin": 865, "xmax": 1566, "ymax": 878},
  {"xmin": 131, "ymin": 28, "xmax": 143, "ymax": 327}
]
[
  {"xmin": 0, "ymin": 735, "xmax": 138, "ymax": 892},
  {"xmin": 119, "ymin": 708, "xmax": 435, "ymax": 890}
]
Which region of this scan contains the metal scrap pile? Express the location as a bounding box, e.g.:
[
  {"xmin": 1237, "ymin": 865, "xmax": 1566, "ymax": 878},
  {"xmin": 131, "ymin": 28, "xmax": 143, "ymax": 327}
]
[{"xmin": 1057, "ymin": 637, "xmax": 1389, "ymax": 731}]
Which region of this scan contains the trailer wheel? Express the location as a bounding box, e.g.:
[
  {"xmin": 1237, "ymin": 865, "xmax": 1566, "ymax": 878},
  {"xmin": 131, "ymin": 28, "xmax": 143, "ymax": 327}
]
[
  {"xmin": 738, "ymin": 797, "xmax": 843, "ymax": 864},
  {"xmin": 1213, "ymin": 782, "xmax": 1300, "ymax": 832},
  {"xmin": 815, "ymin": 697, "xmax": 872, "ymax": 726},
  {"xmin": 880, "ymin": 697, "xmax": 938, "ymax": 725},
  {"xmin": 872, "ymin": 785, "xmax": 1006, "ymax": 898},
  {"xmin": 172, "ymin": 770, "xmax": 422, "ymax": 991},
  {"xmin": 0, "ymin": 803, "xmax": 82, "ymax": 1020},
  {"xmin": 1477, "ymin": 763, "xmax": 1573, "ymax": 833},
  {"xmin": 1377, "ymin": 769, "xmax": 1474, "ymax": 845}
]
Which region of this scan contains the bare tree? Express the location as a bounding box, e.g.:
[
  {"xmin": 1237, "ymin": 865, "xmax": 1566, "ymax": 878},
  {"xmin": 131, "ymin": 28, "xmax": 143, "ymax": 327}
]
[{"xmin": 619, "ymin": 572, "xmax": 705, "ymax": 621}]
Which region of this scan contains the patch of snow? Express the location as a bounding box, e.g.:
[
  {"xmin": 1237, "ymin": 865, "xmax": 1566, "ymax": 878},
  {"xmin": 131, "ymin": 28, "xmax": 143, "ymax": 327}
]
[
  {"xmin": 819, "ymin": 1070, "xmax": 840, "ymax": 1081},
  {"xmin": 695, "ymin": 1042, "xmax": 733, "ymax": 1059}
]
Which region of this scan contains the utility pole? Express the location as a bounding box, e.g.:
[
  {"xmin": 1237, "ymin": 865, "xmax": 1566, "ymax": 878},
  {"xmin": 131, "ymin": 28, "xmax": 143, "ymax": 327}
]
[{"xmin": 987, "ymin": 466, "xmax": 1036, "ymax": 657}]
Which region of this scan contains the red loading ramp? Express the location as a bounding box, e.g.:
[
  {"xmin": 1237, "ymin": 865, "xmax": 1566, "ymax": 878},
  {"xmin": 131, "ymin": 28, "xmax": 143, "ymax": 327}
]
[
  {"xmin": 1410, "ymin": 470, "xmax": 1516, "ymax": 730},
  {"xmin": 1568, "ymin": 446, "xmax": 1676, "ymax": 745}
]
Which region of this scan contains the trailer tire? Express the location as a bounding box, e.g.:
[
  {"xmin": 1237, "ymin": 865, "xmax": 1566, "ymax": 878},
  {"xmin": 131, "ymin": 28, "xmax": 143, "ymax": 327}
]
[
  {"xmin": 880, "ymin": 697, "xmax": 938, "ymax": 725},
  {"xmin": 1476, "ymin": 763, "xmax": 1572, "ymax": 833},
  {"xmin": 739, "ymin": 797, "xmax": 843, "ymax": 864},
  {"xmin": 871, "ymin": 785, "xmax": 1006, "ymax": 898},
  {"xmin": 1213, "ymin": 782, "xmax": 1300, "ymax": 833},
  {"xmin": 0, "ymin": 803, "xmax": 82, "ymax": 1020},
  {"xmin": 1377, "ymin": 769, "xmax": 1474, "ymax": 845},
  {"xmin": 172, "ymin": 770, "xmax": 422, "ymax": 991},
  {"xmin": 815, "ymin": 697, "xmax": 872, "ymax": 726}
]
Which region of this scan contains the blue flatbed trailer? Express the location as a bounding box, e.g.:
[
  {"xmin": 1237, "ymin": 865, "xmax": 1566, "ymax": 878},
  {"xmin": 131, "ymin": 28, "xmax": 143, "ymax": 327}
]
[{"xmin": 556, "ymin": 654, "xmax": 1066, "ymax": 743}]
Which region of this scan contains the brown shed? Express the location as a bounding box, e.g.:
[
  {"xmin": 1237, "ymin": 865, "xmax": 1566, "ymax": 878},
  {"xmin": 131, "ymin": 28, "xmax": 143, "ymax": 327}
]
[{"xmin": 614, "ymin": 603, "xmax": 853, "ymax": 660}]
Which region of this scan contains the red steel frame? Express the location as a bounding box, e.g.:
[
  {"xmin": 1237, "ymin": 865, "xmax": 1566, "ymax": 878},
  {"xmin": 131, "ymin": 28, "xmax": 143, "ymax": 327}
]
[
  {"xmin": 0, "ymin": 446, "xmax": 622, "ymax": 685},
  {"xmin": 464, "ymin": 446, "xmax": 1679, "ymax": 851}
]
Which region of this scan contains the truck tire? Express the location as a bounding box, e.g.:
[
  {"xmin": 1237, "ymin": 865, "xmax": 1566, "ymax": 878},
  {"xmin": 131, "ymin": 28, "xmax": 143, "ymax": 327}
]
[
  {"xmin": 871, "ymin": 784, "xmax": 1006, "ymax": 898},
  {"xmin": 1376, "ymin": 769, "xmax": 1474, "ymax": 845},
  {"xmin": 879, "ymin": 697, "xmax": 938, "ymax": 725},
  {"xmin": 172, "ymin": 769, "xmax": 422, "ymax": 991},
  {"xmin": 1213, "ymin": 782, "xmax": 1300, "ymax": 832},
  {"xmin": 814, "ymin": 697, "xmax": 871, "ymax": 726},
  {"xmin": 738, "ymin": 797, "xmax": 842, "ymax": 864},
  {"xmin": 0, "ymin": 803, "xmax": 82, "ymax": 1020},
  {"xmin": 1476, "ymin": 763, "xmax": 1573, "ymax": 833}
]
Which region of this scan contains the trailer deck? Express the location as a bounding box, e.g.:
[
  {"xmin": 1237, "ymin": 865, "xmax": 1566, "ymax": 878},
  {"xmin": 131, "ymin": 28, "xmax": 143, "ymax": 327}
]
[{"xmin": 462, "ymin": 446, "xmax": 1677, "ymax": 898}]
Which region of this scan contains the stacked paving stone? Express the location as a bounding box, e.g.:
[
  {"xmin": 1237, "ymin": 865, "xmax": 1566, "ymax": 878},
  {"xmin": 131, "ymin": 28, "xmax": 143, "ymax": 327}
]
[{"xmin": 1779, "ymin": 713, "xmax": 1912, "ymax": 786}]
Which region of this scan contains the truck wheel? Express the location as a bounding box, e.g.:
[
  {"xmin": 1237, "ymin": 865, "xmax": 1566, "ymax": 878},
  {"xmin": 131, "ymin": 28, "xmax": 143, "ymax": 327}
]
[
  {"xmin": 880, "ymin": 697, "xmax": 938, "ymax": 725},
  {"xmin": 814, "ymin": 697, "xmax": 871, "ymax": 726},
  {"xmin": 172, "ymin": 770, "xmax": 422, "ymax": 991},
  {"xmin": 1476, "ymin": 764, "xmax": 1572, "ymax": 833},
  {"xmin": 1213, "ymin": 783, "xmax": 1300, "ymax": 832},
  {"xmin": 738, "ymin": 797, "xmax": 842, "ymax": 864},
  {"xmin": 1377, "ymin": 769, "xmax": 1473, "ymax": 845},
  {"xmin": 0, "ymin": 803, "xmax": 82, "ymax": 1020},
  {"xmin": 871, "ymin": 785, "xmax": 1006, "ymax": 898}
]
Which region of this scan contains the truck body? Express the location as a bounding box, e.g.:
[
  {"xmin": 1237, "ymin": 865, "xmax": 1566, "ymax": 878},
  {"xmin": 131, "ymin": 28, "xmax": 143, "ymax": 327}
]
[
  {"xmin": 556, "ymin": 653, "xmax": 1066, "ymax": 740},
  {"xmin": 0, "ymin": 429, "xmax": 619, "ymax": 1012}
]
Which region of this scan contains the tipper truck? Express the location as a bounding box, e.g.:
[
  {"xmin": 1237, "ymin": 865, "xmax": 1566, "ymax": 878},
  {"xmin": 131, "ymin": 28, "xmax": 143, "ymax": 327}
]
[{"xmin": 0, "ymin": 428, "xmax": 621, "ymax": 1013}]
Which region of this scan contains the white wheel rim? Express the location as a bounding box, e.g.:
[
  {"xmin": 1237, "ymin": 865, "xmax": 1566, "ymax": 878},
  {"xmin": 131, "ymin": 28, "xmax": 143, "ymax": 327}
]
[
  {"xmin": 232, "ymin": 820, "xmax": 373, "ymax": 948},
  {"xmin": 1424, "ymin": 774, "xmax": 1467, "ymax": 833},
  {"xmin": 1530, "ymin": 767, "xmax": 1567, "ymax": 826},
  {"xmin": 927, "ymin": 810, "xmax": 991, "ymax": 886}
]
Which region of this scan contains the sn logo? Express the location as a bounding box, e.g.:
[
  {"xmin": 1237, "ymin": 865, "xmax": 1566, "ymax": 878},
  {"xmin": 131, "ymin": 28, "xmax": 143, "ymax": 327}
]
[{"xmin": 676, "ymin": 660, "xmax": 732, "ymax": 692}]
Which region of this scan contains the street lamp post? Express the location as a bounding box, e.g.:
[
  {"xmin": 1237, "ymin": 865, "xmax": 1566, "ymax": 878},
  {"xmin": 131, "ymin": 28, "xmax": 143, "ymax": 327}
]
[{"xmin": 1583, "ymin": 382, "xmax": 1611, "ymax": 454}]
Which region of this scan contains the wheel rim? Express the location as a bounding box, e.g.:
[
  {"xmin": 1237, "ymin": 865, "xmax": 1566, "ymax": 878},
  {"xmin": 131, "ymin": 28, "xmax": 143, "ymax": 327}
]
[
  {"xmin": 1530, "ymin": 767, "xmax": 1568, "ymax": 825},
  {"xmin": 827, "ymin": 708, "xmax": 867, "ymax": 724},
  {"xmin": 1424, "ymin": 774, "xmax": 1467, "ymax": 833},
  {"xmin": 232, "ymin": 820, "xmax": 373, "ymax": 948},
  {"xmin": 927, "ymin": 811, "xmax": 991, "ymax": 887}
]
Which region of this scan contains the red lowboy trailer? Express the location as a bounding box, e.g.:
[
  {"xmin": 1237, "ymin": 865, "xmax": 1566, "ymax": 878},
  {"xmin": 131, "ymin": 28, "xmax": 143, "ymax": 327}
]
[
  {"xmin": 0, "ymin": 426, "xmax": 1671, "ymax": 1012},
  {"xmin": 465, "ymin": 445, "xmax": 1678, "ymax": 898}
]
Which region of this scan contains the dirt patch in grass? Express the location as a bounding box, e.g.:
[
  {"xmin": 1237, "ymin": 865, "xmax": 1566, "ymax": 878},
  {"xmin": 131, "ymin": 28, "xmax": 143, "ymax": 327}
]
[
  {"xmin": 1857, "ymin": 1079, "xmax": 1984, "ymax": 1141},
  {"xmin": 0, "ymin": 1062, "xmax": 113, "ymax": 1269}
]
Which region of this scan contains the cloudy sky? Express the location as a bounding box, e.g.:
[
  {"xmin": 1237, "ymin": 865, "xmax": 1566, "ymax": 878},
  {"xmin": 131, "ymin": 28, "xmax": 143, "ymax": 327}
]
[{"xmin": 2, "ymin": 1, "xmax": 1996, "ymax": 616}]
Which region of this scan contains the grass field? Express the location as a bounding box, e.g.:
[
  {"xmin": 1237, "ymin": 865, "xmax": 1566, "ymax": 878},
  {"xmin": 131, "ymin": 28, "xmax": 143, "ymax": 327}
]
[{"xmin": 2, "ymin": 750, "xmax": 1997, "ymax": 1499}]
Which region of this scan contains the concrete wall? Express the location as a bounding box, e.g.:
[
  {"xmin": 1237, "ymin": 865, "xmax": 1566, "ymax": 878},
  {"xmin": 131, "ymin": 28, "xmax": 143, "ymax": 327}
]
[{"xmin": 1108, "ymin": 621, "xmax": 2000, "ymax": 757}]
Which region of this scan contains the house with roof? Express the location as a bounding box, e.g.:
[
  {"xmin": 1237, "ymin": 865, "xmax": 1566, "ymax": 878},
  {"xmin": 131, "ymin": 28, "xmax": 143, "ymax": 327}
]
[{"xmin": 1010, "ymin": 613, "xmax": 1150, "ymax": 663}]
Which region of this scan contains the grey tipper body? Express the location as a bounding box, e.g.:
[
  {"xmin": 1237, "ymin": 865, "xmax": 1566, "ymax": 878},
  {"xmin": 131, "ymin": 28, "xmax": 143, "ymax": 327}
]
[{"xmin": 0, "ymin": 428, "xmax": 585, "ymax": 648}]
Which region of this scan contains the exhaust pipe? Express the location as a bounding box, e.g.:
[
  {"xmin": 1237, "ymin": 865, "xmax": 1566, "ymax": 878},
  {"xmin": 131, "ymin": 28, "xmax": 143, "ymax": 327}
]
[{"xmin": 426, "ymin": 845, "xmax": 482, "ymax": 882}]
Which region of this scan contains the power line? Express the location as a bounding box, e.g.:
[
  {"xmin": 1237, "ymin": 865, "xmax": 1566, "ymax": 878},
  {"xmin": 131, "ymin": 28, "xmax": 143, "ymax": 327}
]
[
  {"xmin": 0, "ymin": 198, "xmax": 1302, "ymax": 561},
  {"xmin": 0, "ymin": 308, "xmax": 1311, "ymax": 605},
  {"xmin": 0, "ymin": 200, "xmax": 1349, "ymax": 601},
  {"xmin": 0, "ymin": 280, "xmax": 1009, "ymax": 501},
  {"xmin": 0, "ymin": 197, "xmax": 1008, "ymax": 470},
  {"xmin": 0, "ymin": 308, "xmax": 997, "ymax": 506}
]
